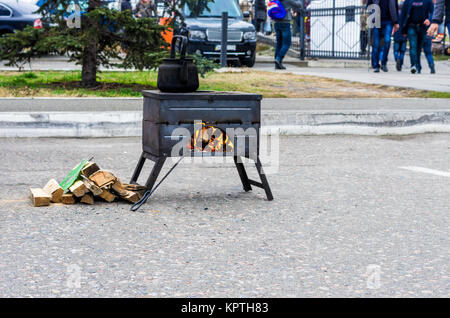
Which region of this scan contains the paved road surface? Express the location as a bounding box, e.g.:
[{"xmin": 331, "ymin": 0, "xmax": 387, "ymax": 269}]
[{"xmin": 0, "ymin": 135, "xmax": 448, "ymax": 297}]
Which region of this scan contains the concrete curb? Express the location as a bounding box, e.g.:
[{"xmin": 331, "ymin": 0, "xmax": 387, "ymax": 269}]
[
  {"xmin": 306, "ymin": 60, "xmax": 370, "ymax": 68},
  {"xmin": 1, "ymin": 110, "xmax": 449, "ymax": 137},
  {"xmin": 263, "ymin": 124, "xmax": 450, "ymax": 135},
  {"xmin": 0, "ymin": 112, "xmax": 141, "ymax": 138}
]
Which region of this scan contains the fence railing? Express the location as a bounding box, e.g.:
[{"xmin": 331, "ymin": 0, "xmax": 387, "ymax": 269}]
[
  {"xmin": 306, "ymin": 5, "xmax": 370, "ymax": 59},
  {"xmin": 259, "ymin": 4, "xmax": 370, "ymax": 61}
]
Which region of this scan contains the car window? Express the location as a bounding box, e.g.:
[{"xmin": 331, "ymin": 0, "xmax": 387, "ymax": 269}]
[
  {"xmin": 184, "ymin": 0, "xmax": 243, "ymax": 18},
  {"xmin": 21, "ymin": 0, "xmax": 39, "ymax": 4},
  {"xmin": 0, "ymin": 4, "xmax": 12, "ymax": 17}
]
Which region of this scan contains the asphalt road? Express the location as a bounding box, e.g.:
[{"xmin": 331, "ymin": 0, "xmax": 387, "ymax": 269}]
[{"xmin": 0, "ymin": 135, "xmax": 449, "ymax": 297}]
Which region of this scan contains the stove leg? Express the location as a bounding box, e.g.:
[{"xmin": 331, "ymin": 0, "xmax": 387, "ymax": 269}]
[
  {"xmin": 234, "ymin": 156, "xmax": 252, "ymax": 192},
  {"xmin": 145, "ymin": 157, "xmax": 166, "ymax": 191},
  {"xmin": 130, "ymin": 153, "xmax": 146, "ymax": 184},
  {"xmin": 255, "ymin": 157, "xmax": 274, "ymax": 201}
]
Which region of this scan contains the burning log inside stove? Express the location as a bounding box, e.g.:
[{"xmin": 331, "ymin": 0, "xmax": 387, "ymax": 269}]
[{"xmin": 187, "ymin": 122, "xmax": 234, "ymax": 153}]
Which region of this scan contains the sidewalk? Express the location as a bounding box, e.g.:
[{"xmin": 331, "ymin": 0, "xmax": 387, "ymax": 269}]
[
  {"xmin": 254, "ymin": 60, "xmax": 450, "ymax": 93},
  {"xmin": 254, "ymin": 46, "xmax": 450, "ymax": 92},
  {"xmin": 1, "ymin": 98, "xmax": 449, "ymax": 137}
]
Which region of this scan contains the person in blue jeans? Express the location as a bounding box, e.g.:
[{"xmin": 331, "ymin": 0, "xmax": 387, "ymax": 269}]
[
  {"xmin": 272, "ymin": 0, "xmax": 303, "ymax": 70},
  {"xmin": 274, "ymin": 23, "xmax": 292, "ymax": 70},
  {"xmin": 406, "ymin": 26, "xmax": 435, "ymax": 73},
  {"xmin": 393, "ymin": 30, "xmax": 407, "ymax": 71},
  {"xmin": 400, "ymin": 0, "xmax": 435, "ymax": 73},
  {"xmin": 418, "ymin": 35, "xmax": 436, "ymax": 73},
  {"xmin": 367, "ymin": 0, "xmax": 400, "ymax": 72},
  {"xmin": 393, "ymin": 1, "xmax": 407, "ymax": 71}
]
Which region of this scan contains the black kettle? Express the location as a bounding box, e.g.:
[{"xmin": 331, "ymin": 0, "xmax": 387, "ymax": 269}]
[{"xmin": 157, "ymin": 35, "xmax": 199, "ymax": 93}]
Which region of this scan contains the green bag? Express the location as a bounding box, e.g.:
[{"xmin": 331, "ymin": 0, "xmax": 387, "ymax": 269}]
[{"xmin": 59, "ymin": 158, "xmax": 91, "ymax": 191}]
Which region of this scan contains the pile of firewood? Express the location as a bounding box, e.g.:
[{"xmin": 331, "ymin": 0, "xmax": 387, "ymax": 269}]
[{"xmin": 30, "ymin": 161, "xmax": 146, "ymax": 207}]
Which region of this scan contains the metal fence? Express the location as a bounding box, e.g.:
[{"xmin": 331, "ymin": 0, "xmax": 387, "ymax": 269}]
[
  {"xmin": 305, "ymin": 4, "xmax": 369, "ymax": 59},
  {"xmin": 258, "ymin": 2, "xmax": 370, "ymax": 61}
]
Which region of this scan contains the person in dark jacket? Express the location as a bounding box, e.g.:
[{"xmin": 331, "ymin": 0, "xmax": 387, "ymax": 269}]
[
  {"xmin": 400, "ymin": 0, "xmax": 435, "ymax": 73},
  {"xmin": 271, "ymin": 0, "xmax": 303, "ymax": 70},
  {"xmin": 427, "ymin": 0, "xmax": 449, "ymax": 38},
  {"xmin": 121, "ymin": 0, "xmax": 132, "ymax": 11},
  {"xmin": 254, "ymin": 0, "xmax": 267, "ymax": 32},
  {"xmin": 367, "ymin": 0, "xmax": 400, "ymax": 72}
]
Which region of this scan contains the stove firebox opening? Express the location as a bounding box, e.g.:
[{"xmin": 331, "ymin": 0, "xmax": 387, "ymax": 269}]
[{"xmin": 187, "ymin": 122, "xmax": 235, "ymax": 153}]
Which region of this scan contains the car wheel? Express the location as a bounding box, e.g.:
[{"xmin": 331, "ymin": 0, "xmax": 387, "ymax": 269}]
[{"xmin": 242, "ymin": 50, "xmax": 256, "ymax": 68}]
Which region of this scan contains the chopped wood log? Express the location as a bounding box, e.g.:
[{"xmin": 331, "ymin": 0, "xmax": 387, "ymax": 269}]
[
  {"xmin": 111, "ymin": 179, "xmax": 127, "ymax": 196},
  {"xmin": 122, "ymin": 183, "xmax": 146, "ymax": 199},
  {"xmin": 81, "ymin": 162, "xmax": 100, "ymax": 178},
  {"xmin": 43, "ymin": 179, "xmax": 63, "ymax": 203},
  {"xmin": 62, "ymin": 193, "xmax": 76, "ymax": 205},
  {"xmin": 89, "ymin": 170, "xmax": 117, "ymax": 188},
  {"xmin": 80, "ymin": 193, "xmax": 94, "ymax": 205},
  {"xmin": 122, "ymin": 190, "xmax": 140, "ymax": 203},
  {"xmin": 69, "ymin": 180, "xmax": 88, "ymax": 197},
  {"xmin": 81, "ymin": 176, "xmax": 103, "ymax": 196},
  {"xmin": 99, "ymin": 189, "xmax": 116, "ymax": 203},
  {"xmin": 122, "ymin": 183, "xmax": 147, "ymax": 191},
  {"xmin": 30, "ymin": 188, "xmax": 51, "ymax": 207}
]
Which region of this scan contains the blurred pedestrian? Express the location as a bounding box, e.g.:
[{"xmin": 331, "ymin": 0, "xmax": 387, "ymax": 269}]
[
  {"xmin": 270, "ymin": 0, "xmax": 303, "ymax": 70},
  {"xmin": 427, "ymin": 0, "xmax": 449, "ymax": 44},
  {"xmin": 400, "ymin": 0, "xmax": 435, "ymax": 73},
  {"xmin": 134, "ymin": 0, "xmax": 157, "ymax": 18},
  {"xmin": 394, "ymin": 0, "xmax": 407, "ymax": 71},
  {"xmin": 121, "ymin": 0, "xmax": 132, "ymax": 12},
  {"xmin": 360, "ymin": 0, "xmax": 369, "ymax": 56},
  {"xmin": 420, "ymin": 35, "xmax": 436, "ymax": 73},
  {"xmin": 393, "ymin": 29, "xmax": 407, "ymax": 70},
  {"xmin": 367, "ymin": 0, "xmax": 400, "ymax": 73},
  {"xmin": 254, "ymin": 0, "xmax": 267, "ymax": 32}
]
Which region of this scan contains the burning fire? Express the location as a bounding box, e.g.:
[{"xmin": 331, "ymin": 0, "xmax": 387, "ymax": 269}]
[{"xmin": 187, "ymin": 122, "xmax": 234, "ymax": 153}]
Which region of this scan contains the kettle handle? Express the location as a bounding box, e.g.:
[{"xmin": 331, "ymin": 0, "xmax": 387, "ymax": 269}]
[{"xmin": 170, "ymin": 35, "xmax": 188, "ymax": 60}]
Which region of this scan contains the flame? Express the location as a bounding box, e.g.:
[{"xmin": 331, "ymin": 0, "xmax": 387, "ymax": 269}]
[{"xmin": 187, "ymin": 123, "xmax": 234, "ymax": 153}]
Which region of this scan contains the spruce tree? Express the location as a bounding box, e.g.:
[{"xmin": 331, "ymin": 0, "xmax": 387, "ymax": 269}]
[{"xmin": 0, "ymin": 0, "xmax": 214, "ymax": 87}]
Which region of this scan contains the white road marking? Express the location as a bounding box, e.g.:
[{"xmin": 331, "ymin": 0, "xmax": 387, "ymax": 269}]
[{"xmin": 399, "ymin": 166, "xmax": 450, "ymax": 178}]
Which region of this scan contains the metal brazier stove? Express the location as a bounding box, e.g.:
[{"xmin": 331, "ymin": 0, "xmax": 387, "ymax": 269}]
[{"xmin": 130, "ymin": 90, "xmax": 273, "ymax": 201}]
